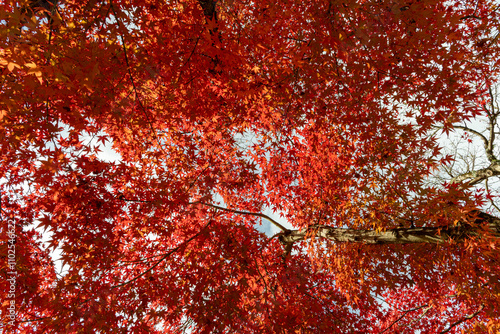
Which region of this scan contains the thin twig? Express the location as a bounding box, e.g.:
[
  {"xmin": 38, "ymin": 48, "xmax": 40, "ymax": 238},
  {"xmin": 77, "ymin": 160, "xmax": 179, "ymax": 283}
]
[
  {"xmin": 440, "ymin": 125, "xmax": 489, "ymax": 149},
  {"xmin": 485, "ymin": 179, "xmax": 500, "ymax": 212},
  {"xmin": 190, "ymin": 201, "xmax": 288, "ymax": 231},
  {"xmin": 405, "ymin": 305, "xmax": 433, "ymax": 328}
]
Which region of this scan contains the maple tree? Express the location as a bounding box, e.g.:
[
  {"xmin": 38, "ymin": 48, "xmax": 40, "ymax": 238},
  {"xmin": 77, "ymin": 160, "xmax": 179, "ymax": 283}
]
[{"xmin": 2, "ymin": 0, "xmax": 500, "ymax": 332}]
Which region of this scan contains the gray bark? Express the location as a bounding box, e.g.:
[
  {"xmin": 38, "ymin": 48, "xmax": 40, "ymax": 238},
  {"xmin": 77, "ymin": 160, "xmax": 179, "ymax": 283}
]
[{"xmin": 450, "ymin": 163, "xmax": 500, "ymax": 186}]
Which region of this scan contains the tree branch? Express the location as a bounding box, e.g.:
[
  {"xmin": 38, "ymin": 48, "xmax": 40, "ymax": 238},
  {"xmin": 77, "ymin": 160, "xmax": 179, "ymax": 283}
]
[
  {"xmin": 443, "ymin": 125, "xmax": 489, "ymax": 149},
  {"xmin": 190, "ymin": 203, "xmax": 500, "ymax": 245},
  {"xmin": 485, "ymin": 178, "xmax": 500, "ymax": 212},
  {"xmin": 190, "ymin": 201, "xmax": 288, "ymax": 231},
  {"xmin": 435, "ymin": 123, "xmax": 498, "ymax": 163},
  {"xmin": 439, "ymin": 304, "xmax": 484, "ymax": 333},
  {"xmin": 380, "ymin": 304, "xmax": 429, "ymax": 333},
  {"xmin": 484, "ymin": 86, "xmax": 499, "ymax": 162},
  {"xmin": 450, "ymin": 163, "xmax": 500, "ymax": 186},
  {"xmin": 277, "ymin": 212, "xmax": 500, "ymax": 245}
]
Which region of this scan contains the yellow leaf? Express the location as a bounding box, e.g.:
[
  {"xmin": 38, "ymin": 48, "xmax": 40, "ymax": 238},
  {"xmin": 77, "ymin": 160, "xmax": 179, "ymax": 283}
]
[
  {"xmin": 7, "ymin": 62, "xmax": 19, "ymax": 72},
  {"xmin": 26, "ymin": 62, "xmax": 43, "ymax": 84}
]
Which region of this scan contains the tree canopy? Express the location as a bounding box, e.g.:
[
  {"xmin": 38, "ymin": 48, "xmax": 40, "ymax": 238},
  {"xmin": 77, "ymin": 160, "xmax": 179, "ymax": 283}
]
[{"xmin": 2, "ymin": 0, "xmax": 500, "ymax": 332}]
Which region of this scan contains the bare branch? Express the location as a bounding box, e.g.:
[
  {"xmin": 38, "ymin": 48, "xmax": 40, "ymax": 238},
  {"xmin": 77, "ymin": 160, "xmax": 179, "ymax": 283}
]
[
  {"xmin": 199, "ymin": 0, "xmax": 218, "ymax": 21},
  {"xmin": 485, "ymin": 178, "xmax": 500, "ymax": 213},
  {"xmin": 436, "ymin": 122, "xmax": 498, "ymax": 162},
  {"xmin": 190, "ymin": 201, "xmax": 288, "ymax": 231},
  {"xmin": 441, "ymin": 125, "xmax": 489, "ymax": 149}
]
